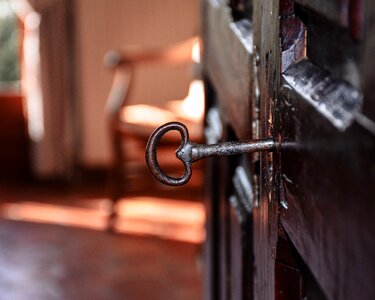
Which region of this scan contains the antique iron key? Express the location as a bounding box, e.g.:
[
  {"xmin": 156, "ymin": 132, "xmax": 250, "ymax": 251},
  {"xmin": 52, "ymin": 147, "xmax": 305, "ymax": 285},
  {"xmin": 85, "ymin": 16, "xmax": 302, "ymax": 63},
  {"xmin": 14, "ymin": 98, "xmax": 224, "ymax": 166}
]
[{"xmin": 145, "ymin": 122, "xmax": 280, "ymax": 186}]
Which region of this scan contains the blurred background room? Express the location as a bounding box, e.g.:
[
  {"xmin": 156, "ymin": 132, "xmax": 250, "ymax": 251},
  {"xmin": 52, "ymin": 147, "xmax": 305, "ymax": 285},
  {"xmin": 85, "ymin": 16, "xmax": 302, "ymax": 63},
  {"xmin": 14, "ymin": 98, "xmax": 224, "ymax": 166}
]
[{"xmin": 0, "ymin": 0, "xmax": 205, "ymax": 299}]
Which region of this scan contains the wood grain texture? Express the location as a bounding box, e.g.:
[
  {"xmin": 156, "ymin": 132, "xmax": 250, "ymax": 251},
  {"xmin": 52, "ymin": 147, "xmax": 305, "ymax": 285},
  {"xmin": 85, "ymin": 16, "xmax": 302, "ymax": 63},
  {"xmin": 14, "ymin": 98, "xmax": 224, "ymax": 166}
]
[
  {"xmin": 277, "ymin": 2, "xmax": 375, "ymax": 298},
  {"xmin": 203, "ymin": 0, "xmax": 281, "ymax": 298},
  {"xmin": 279, "ymin": 66, "xmax": 375, "ymax": 300},
  {"xmin": 202, "ymin": 1, "xmax": 375, "ymax": 299},
  {"xmin": 363, "ymin": 0, "xmax": 375, "ymax": 122},
  {"xmin": 252, "ymin": 0, "xmax": 280, "ymax": 298},
  {"xmin": 203, "ymin": 0, "xmax": 253, "ymax": 140},
  {"xmin": 295, "ymin": 0, "xmax": 350, "ymax": 27},
  {"xmin": 0, "ymin": 219, "xmax": 202, "ymax": 300}
]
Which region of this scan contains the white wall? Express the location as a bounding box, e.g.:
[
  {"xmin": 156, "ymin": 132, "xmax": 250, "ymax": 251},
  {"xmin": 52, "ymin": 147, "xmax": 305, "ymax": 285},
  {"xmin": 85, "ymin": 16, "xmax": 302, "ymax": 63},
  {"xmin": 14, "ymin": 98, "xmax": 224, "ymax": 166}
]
[{"xmin": 74, "ymin": 0, "xmax": 199, "ymax": 167}]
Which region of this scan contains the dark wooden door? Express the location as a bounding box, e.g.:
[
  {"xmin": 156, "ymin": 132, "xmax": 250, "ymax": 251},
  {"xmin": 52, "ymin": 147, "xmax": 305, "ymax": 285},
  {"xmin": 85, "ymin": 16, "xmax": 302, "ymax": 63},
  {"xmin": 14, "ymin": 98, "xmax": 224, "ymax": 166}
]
[{"xmin": 201, "ymin": 0, "xmax": 375, "ymax": 299}]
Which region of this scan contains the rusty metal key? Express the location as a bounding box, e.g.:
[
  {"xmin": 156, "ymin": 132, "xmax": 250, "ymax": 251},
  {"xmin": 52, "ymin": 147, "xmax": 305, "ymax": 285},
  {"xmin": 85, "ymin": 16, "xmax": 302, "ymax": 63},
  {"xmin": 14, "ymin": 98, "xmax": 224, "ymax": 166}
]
[{"xmin": 145, "ymin": 122, "xmax": 280, "ymax": 186}]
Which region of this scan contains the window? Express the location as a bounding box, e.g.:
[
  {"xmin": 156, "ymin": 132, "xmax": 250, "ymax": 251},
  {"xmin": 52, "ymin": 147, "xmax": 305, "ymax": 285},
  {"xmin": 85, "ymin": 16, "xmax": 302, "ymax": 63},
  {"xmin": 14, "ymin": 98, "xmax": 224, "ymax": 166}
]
[{"xmin": 0, "ymin": 0, "xmax": 20, "ymax": 90}]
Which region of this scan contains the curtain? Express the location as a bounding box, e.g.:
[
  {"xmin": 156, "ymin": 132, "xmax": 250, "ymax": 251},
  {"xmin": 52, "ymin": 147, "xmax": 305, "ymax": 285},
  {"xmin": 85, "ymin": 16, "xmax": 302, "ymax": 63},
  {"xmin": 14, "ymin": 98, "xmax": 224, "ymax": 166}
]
[{"xmin": 14, "ymin": 0, "xmax": 75, "ymax": 178}]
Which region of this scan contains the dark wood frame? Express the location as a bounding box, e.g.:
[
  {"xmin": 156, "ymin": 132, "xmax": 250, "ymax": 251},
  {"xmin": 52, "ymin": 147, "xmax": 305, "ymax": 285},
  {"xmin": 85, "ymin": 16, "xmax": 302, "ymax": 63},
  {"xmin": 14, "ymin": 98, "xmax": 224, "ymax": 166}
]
[{"xmin": 202, "ymin": 0, "xmax": 375, "ymax": 299}]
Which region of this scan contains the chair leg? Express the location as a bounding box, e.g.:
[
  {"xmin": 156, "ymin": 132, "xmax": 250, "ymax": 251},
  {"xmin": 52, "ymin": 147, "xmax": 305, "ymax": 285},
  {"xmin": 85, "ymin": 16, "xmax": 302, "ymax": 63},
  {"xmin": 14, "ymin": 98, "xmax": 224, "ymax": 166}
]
[
  {"xmin": 107, "ymin": 198, "xmax": 119, "ymax": 232},
  {"xmin": 107, "ymin": 131, "xmax": 125, "ymax": 232}
]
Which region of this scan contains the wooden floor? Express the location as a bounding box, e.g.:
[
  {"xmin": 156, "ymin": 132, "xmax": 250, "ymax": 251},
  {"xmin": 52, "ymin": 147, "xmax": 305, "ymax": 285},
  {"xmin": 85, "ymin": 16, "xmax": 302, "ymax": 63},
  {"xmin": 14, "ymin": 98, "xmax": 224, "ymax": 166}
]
[{"xmin": 0, "ymin": 182, "xmax": 203, "ymax": 300}]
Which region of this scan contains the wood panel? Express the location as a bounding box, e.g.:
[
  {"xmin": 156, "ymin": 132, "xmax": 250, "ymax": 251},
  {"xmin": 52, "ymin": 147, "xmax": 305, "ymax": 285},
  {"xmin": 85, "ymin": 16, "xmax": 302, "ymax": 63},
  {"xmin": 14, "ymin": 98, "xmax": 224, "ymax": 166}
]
[
  {"xmin": 278, "ymin": 44, "xmax": 375, "ymax": 300},
  {"xmin": 252, "ymin": 0, "xmax": 280, "ymax": 298},
  {"xmin": 202, "ymin": 0, "xmax": 375, "ymax": 299},
  {"xmin": 278, "ymin": 85, "xmax": 375, "ymax": 300},
  {"xmin": 295, "ymin": 0, "xmax": 353, "ymax": 28},
  {"xmin": 203, "ymin": 0, "xmax": 253, "ymax": 140},
  {"xmin": 363, "ymin": 0, "xmax": 375, "ymax": 122}
]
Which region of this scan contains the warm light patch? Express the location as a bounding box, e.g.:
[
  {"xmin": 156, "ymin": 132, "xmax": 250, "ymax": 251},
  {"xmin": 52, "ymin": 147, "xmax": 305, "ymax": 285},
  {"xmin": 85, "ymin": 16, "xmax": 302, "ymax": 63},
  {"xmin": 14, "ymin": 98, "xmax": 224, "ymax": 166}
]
[
  {"xmin": 116, "ymin": 197, "xmax": 205, "ymax": 243},
  {"xmin": 178, "ymin": 79, "xmax": 205, "ymax": 122},
  {"xmin": 122, "ymin": 79, "xmax": 204, "ymax": 127},
  {"xmin": 121, "ymin": 38, "xmax": 204, "ymax": 128},
  {"xmin": 122, "ymin": 104, "xmax": 176, "ymax": 127},
  {"xmin": 191, "ymin": 39, "xmax": 201, "ymax": 63},
  {"xmin": 0, "ymin": 201, "xmax": 108, "ymax": 230},
  {"xmin": 167, "ymin": 80, "xmax": 205, "ymax": 122},
  {"xmin": 0, "ymin": 197, "xmax": 205, "ymax": 243}
]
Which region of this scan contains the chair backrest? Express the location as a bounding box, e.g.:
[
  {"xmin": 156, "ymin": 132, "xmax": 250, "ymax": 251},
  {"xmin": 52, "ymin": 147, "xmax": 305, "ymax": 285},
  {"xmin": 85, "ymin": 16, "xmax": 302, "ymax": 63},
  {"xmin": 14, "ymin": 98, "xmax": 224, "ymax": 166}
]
[{"xmin": 104, "ymin": 37, "xmax": 201, "ymax": 124}]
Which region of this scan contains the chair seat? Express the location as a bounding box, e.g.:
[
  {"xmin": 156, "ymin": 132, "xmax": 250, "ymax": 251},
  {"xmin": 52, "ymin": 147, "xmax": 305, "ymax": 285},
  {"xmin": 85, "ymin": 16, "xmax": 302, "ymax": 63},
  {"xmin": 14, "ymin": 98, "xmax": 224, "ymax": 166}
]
[{"xmin": 117, "ymin": 80, "xmax": 204, "ymax": 142}]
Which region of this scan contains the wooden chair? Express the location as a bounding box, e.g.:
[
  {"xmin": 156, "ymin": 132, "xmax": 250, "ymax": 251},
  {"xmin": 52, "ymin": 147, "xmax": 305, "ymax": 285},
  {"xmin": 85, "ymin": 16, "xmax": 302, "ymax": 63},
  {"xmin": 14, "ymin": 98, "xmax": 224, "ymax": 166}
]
[{"xmin": 104, "ymin": 37, "xmax": 204, "ymax": 231}]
